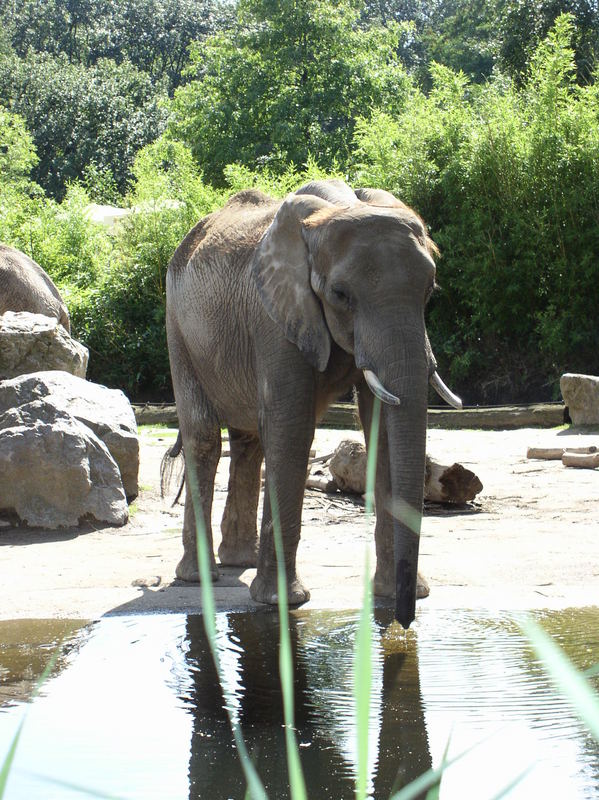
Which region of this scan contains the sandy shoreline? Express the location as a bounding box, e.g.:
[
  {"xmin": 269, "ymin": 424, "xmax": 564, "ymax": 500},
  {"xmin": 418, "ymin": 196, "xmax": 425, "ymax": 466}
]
[{"xmin": 1, "ymin": 425, "xmax": 597, "ymax": 620}]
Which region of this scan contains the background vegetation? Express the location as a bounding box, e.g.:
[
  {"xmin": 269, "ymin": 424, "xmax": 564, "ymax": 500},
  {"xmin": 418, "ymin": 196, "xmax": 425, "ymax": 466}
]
[{"xmin": 1, "ymin": 0, "xmax": 598, "ymax": 403}]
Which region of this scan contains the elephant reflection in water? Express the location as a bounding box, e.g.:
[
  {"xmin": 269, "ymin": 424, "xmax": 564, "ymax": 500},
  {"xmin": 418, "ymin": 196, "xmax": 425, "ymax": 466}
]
[{"xmin": 180, "ymin": 610, "xmax": 431, "ymax": 799}]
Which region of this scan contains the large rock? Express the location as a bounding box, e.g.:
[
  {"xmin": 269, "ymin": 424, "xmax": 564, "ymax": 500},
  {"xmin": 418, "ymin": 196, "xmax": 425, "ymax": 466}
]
[
  {"xmin": 0, "ymin": 400, "xmax": 128, "ymax": 528},
  {"xmin": 560, "ymin": 373, "xmax": 599, "ymax": 426},
  {"xmin": 0, "ymin": 371, "xmax": 139, "ymax": 498},
  {"xmin": 0, "ymin": 311, "xmax": 88, "ymax": 380}
]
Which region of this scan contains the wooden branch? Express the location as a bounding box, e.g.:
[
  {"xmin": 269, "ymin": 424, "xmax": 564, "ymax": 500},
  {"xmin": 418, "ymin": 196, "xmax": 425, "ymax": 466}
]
[
  {"xmin": 562, "ymin": 451, "xmax": 599, "ymax": 469},
  {"xmin": 527, "ymin": 445, "xmax": 597, "ymax": 460},
  {"xmin": 306, "ymin": 476, "xmax": 339, "ymax": 493},
  {"xmin": 308, "ymin": 451, "xmax": 335, "ymax": 465}
]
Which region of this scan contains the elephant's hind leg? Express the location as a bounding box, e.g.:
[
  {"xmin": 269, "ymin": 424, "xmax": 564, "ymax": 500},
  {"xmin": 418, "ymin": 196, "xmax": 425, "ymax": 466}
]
[
  {"xmin": 168, "ymin": 320, "xmax": 222, "ymax": 583},
  {"xmin": 218, "ymin": 429, "xmax": 263, "ymax": 567},
  {"xmin": 176, "ymin": 430, "xmax": 222, "ymax": 583}
]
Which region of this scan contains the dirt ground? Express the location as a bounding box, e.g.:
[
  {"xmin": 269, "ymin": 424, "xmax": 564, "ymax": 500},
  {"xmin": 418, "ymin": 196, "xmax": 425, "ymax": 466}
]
[{"xmin": 1, "ymin": 424, "xmax": 598, "ymax": 620}]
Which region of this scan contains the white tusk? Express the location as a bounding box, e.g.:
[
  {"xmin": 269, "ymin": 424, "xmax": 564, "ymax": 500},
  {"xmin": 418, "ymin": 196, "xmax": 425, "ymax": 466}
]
[
  {"xmin": 430, "ymin": 371, "xmax": 463, "ymax": 409},
  {"xmin": 363, "ymin": 370, "xmax": 401, "ymax": 406}
]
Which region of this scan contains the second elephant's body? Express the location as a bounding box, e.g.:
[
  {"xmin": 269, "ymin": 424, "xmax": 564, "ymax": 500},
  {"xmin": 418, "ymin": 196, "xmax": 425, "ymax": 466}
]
[{"xmin": 0, "ymin": 243, "xmax": 70, "ymax": 332}]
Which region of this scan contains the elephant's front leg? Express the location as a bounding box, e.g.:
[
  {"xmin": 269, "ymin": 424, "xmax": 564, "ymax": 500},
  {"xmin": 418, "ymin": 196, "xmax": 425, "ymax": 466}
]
[
  {"xmin": 356, "ymin": 383, "xmax": 430, "ymax": 600},
  {"xmin": 251, "ymin": 388, "xmax": 315, "ymax": 606}
]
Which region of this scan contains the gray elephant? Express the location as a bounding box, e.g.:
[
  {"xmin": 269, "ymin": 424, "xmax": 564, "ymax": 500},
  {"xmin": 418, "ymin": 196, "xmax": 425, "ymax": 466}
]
[
  {"xmin": 0, "ymin": 243, "xmax": 70, "ymax": 332},
  {"xmin": 165, "ymin": 179, "xmax": 461, "ymax": 628}
]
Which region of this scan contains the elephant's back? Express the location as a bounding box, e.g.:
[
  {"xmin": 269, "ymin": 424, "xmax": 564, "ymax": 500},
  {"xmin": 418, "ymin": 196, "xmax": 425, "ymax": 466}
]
[
  {"xmin": 168, "ymin": 190, "xmax": 279, "ymax": 283},
  {"xmin": 166, "ymin": 195, "xmax": 283, "ymax": 430},
  {"xmin": 0, "ymin": 244, "xmax": 70, "ymax": 330}
]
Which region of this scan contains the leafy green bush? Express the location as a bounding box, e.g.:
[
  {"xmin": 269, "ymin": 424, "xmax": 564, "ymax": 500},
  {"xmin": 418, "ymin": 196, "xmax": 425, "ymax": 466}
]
[
  {"xmin": 0, "ymin": 105, "xmax": 43, "ymax": 246},
  {"xmin": 4, "ymin": 13, "xmax": 598, "ymax": 405},
  {"xmin": 223, "ymin": 157, "xmax": 343, "ymax": 198},
  {"xmin": 354, "ymin": 14, "xmax": 599, "ymax": 403},
  {"xmin": 70, "ymin": 138, "xmax": 225, "ymax": 398}
]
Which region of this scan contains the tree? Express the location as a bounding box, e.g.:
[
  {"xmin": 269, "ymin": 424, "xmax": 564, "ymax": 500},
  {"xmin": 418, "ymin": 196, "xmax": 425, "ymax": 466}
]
[
  {"xmin": 170, "ymin": 0, "xmax": 411, "ymax": 182},
  {"xmin": 0, "ymin": 52, "xmax": 169, "ymax": 198},
  {"xmin": 0, "ymin": 105, "xmax": 41, "ymax": 246},
  {"xmin": 353, "ymin": 15, "xmax": 599, "ymax": 402},
  {"xmin": 360, "ymin": 0, "xmax": 499, "ymax": 84},
  {"xmin": 0, "ymin": 0, "xmax": 231, "ymax": 92},
  {"xmin": 496, "ymin": 0, "xmax": 599, "ymax": 84},
  {"xmin": 0, "ymin": 105, "xmax": 38, "ymax": 188}
]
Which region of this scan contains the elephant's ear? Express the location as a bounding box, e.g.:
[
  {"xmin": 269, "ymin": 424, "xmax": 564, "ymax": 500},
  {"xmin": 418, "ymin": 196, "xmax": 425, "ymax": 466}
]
[{"xmin": 252, "ymin": 193, "xmax": 333, "ymax": 372}]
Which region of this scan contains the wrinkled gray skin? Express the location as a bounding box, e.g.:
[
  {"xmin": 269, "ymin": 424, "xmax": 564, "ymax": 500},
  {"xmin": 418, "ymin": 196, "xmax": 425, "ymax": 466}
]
[
  {"xmin": 0, "ymin": 244, "xmax": 70, "ymax": 332},
  {"xmin": 166, "ymin": 179, "xmax": 445, "ymax": 628}
]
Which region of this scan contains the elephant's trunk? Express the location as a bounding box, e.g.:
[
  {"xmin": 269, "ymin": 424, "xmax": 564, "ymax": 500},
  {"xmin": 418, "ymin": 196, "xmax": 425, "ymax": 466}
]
[
  {"xmin": 373, "ymin": 330, "xmax": 428, "ymax": 629},
  {"xmin": 385, "ymin": 357, "xmax": 428, "ymax": 628},
  {"xmin": 356, "ymin": 314, "xmax": 431, "ymax": 628}
]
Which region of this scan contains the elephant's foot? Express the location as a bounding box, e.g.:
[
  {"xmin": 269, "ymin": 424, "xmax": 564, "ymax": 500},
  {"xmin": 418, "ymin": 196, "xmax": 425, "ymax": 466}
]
[
  {"xmin": 175, "ymin": 551, "xmax": 219, "ymax": 583},
  {"xmin": 250, "ymin": 572, "xmax": 311, "ymax": 606},
  {"xmin": 374, "ymin": 569, "xmax": 430, "ymax": 599},
  {"xmin": 218, "ymin": 539, "xmax": 259, "ymax": 568}
]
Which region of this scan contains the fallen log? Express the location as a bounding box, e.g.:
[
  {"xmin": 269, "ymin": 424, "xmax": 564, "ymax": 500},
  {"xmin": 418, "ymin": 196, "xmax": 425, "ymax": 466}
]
[
  {"xmin": 527, "ymin": 445, "xmax": 597, "ymax": 460},
  {"xmin": 425, "ymin": 458, "xmax": 483, "ymax": 504},
  {"xmin": 315, "ymin": 439, "xmax": 483, "ymax": 504},
  {"xmin": 562, "ymin": 451, "xmax": 599, "ymax": 469},
  {"xmin": 306, "ymin": 476, "xmax": 339, "ymax": 493}
]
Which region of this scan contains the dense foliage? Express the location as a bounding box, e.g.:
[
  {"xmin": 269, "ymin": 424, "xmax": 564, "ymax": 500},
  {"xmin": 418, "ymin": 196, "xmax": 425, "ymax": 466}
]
[
  {"xmin": 170, "ymin": 0, "xmax": 411, "ymax": 181},
  {"xmin": 354, "ymin": 15, "xmax": 599, "ymax": 400},
  {"xmin": 0, "ymin": 0, "xmax": 230, "ymax": 90},
  {"xmin": 0, "ymin": 52, "xmax": 169, "ymax": 199},
  {"xmin": 1, "ymin": 1, "xmax": 598, "ymax": 403}
]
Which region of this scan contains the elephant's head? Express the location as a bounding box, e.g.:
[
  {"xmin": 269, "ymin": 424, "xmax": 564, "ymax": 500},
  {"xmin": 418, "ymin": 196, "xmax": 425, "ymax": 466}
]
[{"xmin": 252, "ymin": 185, "xmax": 460, "ymax": 628}]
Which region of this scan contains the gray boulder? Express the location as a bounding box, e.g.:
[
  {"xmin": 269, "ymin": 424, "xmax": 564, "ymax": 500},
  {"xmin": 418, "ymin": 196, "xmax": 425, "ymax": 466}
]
[
  {"xmin": 0, "ymin": 311, "xmax": 88, "ymax": 380},
  {"xmin": 561, "ymin": 373, "xmax": 599, "ymax": 426},
  {"xmin": 0, "ymin": 400, "xmax": 128, "ymax": 528},
  {"xmin": 0, "ymin": 371, "xmax": 139, "ymax": 498}
]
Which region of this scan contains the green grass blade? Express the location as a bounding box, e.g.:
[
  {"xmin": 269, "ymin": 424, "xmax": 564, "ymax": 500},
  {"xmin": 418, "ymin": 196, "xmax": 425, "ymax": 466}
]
[
  {"xmin": 0, "ymin": 649, "xmax": 61, "ymax": 798},
  {"xmin": 365, "ymin": 396, "xmax": 381, "ymax": 515},
  {"xmin": 520, "ymin": 616, "xmax": 599, "ymax": 742},
  {"xmin": 270, "ymin": 487, "xmax": 307, "ymax": 800},
  {"xmin": 389, "ymin": 735, "xmax": 495, "ymax": 800},
  {"xmin": 487, "ymin": 765, "xmax": 534, "ymax": 800},
  {"xmin": 0, "ymin": 719, "xmax": 25, "ymax": 798},
  {"xmin": 186, "ymin": 460, "xmax": 268, "ymax": 800},
  {"xmin": 354, "ymin": 550, "xmax": 373, "ymax": 800},
  {"xmin": 21, "ymin": 772, "xmax": 128, "ymax": 799},
  {"xmin": 389, "ymin": 763, "xmax": 451, "ymax": 800},
  {"xmin": 425, "ymin": 728, "xmax": 452, "ymax": 800}
]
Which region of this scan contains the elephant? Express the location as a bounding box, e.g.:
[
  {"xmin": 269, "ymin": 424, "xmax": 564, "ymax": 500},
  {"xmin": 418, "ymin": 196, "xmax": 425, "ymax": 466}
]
[
  {"xmin": 164, "ymin": 179, "xmax": 461, "ymax": 628},
  {"xmin": 0, "ymin": 243, "xmax": 70, "ymax": 332}
]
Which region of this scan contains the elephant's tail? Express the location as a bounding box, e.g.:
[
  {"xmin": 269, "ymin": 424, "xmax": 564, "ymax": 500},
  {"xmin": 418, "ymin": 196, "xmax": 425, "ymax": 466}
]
[{"xmin": 160, "ymin": 431, "xmax": 185, "ymax": 506}]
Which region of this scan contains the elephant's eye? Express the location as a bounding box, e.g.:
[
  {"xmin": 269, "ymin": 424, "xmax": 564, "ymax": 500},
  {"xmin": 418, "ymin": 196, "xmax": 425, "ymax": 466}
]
[{"xmin": 331, "ymin": 286, "xmax": 352, "ymax": 308}]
